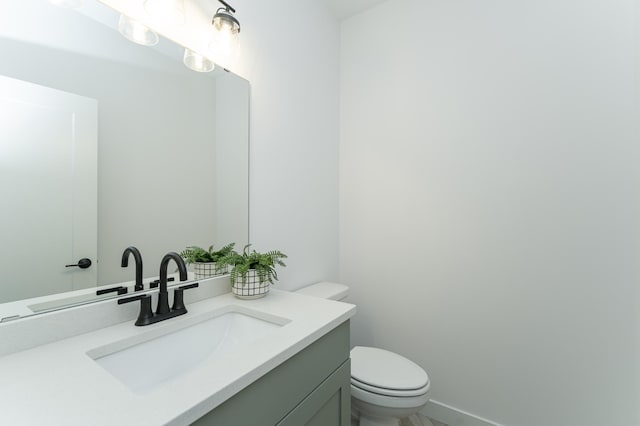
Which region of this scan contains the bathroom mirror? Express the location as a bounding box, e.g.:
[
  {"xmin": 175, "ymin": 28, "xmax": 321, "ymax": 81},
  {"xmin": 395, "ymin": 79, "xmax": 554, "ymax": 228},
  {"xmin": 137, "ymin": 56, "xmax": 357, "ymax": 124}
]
[{"xmin": 0, "ymin": 1, "xmax": 249, "ymax": 318}]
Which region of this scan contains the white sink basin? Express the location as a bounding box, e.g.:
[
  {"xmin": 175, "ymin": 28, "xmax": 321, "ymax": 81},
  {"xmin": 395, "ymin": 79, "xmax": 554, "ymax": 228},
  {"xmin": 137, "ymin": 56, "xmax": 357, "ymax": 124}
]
[{"xmin": 87, "ymin": 307, "xmax": 288, "ymax": 393}]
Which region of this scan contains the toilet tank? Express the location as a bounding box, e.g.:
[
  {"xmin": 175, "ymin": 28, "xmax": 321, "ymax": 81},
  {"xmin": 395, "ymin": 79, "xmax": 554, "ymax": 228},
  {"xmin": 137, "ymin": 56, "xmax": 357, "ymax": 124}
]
[{"xmin": 295, "ymin": 282, "xmax": 349, "ymax": 301}]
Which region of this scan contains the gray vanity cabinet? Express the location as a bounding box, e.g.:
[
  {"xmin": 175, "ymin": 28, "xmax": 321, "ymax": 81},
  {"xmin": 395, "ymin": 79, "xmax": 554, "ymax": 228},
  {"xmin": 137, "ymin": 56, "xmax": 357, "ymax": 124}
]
[
  {"xmin": 276, "ymin": 361, "xmax": 350, "ymax": 426},
  {"xmin": 191, "ymin": 321, "xmax": 351, "ymax": 426}
]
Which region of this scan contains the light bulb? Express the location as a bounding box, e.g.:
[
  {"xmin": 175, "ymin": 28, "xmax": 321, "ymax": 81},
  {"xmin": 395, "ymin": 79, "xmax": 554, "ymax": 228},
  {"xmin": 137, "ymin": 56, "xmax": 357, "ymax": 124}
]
[
  {"xmin": 118, "ymin": 15, "xmax": 159, "ymax": 46},
  {"xmin": 212, "ymin": 13, "xmax": 240, "ymax": 36},
  {"xmin": 183, "ymin": 49, "xmax": 215, "ymax": 72},
  {"xmin": 209, "ymin": 18, "xmax": 239, "ymax": 61}
]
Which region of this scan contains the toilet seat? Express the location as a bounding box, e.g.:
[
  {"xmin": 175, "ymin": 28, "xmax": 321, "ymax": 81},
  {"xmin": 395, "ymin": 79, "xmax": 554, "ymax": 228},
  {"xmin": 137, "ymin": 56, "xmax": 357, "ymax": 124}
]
[
  {"xmin": 351, "ymin": 376, "xmax": 430, "ymax": 397},
  {"xmin": 350, "ymin": 346, "xmax": 429, "ymax": 395}
]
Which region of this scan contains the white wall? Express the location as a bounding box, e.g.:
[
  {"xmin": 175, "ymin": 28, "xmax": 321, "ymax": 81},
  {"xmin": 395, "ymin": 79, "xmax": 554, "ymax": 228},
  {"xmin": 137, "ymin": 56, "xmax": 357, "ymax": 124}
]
[
  {"xmin": 215, "ymin": 73, "xmax": 250, "ymax": 249},
  {"xmin": 230, "ymin": 0, "xmax": 341, "ymax": 289},
  {"xmin": 340, "ymin": 0, "xmax": 639, "ymax": 425}
]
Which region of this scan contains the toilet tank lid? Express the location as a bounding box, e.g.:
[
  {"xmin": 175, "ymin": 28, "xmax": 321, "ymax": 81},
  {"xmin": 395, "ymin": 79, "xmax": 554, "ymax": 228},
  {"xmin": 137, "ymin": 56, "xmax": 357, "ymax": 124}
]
[{"xmin": 295, "ymin": 282, "xmax": 349, "ymax": 300}]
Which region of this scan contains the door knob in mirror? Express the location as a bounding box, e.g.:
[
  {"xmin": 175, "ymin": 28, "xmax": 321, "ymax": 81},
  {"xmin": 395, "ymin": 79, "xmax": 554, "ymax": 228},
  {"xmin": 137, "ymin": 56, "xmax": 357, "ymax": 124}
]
[{"xmin": 65, "ymin": 258, "xmax": 92, "ymax": 269}]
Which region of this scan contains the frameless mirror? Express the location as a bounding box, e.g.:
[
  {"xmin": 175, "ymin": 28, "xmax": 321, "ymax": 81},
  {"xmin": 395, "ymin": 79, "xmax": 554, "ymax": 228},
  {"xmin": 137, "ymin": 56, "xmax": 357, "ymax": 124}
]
[{"xmin": 0, "ymin": 0, "xmax": 249, "ymax": 319}]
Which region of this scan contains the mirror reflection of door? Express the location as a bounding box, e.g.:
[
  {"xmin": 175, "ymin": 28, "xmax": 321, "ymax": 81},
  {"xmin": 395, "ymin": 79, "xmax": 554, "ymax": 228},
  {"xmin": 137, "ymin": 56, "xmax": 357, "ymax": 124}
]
[{"xmin": 0, "ymin": 75, "xmax": 97, "ymax": 303}]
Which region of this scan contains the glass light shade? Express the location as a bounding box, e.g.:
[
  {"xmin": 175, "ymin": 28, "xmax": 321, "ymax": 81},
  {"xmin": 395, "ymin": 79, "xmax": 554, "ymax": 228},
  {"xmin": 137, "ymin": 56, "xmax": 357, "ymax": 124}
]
[
  {"xmin": 143, "ymin": 0, "xmax": 185, "ymax": 25},
  {"xmin": 183, "ymin": 49, "xmax": 215, "ymax": 73},
  {"xmin": 209, "ymin": 15, "xmax": 240, "ymax": 60},
  {"xmin": 213, "ymin": 13, "xmax": 240, "ymax": 35},
  {"xmin": 118, "ymin": 15, "xmax": 159, "ymax": 46},
  {"xmin": 48, "ymin": 0, "xmax": 84, "ymax": 8}
]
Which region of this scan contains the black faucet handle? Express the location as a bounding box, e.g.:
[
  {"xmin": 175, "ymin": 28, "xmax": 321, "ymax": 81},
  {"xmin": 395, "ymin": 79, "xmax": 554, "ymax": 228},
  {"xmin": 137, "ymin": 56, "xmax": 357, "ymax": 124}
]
[
  {"xmin": 117, "ymin": 294, "xmax": 148, "ymax": 304},
  {"xmin": 172, "ymin": 282, "xmax": 199, "ymax": 312},
  {"xmin": 150, "ymin": 277, "xmax": 175, "ymax": 289},
  {"xmin": 179, "ymin": 282, "xmax": 199, "ymax": 291},
  {"xmin": 97, "ymin": 286, "xmax": 128, "ymax": 296},
  {"xmin": 118, "ymin": 294, "xmax": 154, "ymax": 326}
]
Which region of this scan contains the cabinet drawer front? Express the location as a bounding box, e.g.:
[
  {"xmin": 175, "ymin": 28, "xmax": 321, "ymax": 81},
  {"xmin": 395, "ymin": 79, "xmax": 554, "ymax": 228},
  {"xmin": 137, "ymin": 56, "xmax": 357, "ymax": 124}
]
[{"xmin": 277, "ymin": 359, "xmax": 351, "ymax": 426}]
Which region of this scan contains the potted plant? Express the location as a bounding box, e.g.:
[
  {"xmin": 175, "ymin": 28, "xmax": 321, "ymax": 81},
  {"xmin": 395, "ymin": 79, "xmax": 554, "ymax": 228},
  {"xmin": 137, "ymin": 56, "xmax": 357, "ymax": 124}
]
[
  {"xmin": 217, "ymin": 244, "xmax": 287, "ymax": 299},
  {"xmin": 180, "ymin": 243, "xmax": 235, "ymax": 278}
]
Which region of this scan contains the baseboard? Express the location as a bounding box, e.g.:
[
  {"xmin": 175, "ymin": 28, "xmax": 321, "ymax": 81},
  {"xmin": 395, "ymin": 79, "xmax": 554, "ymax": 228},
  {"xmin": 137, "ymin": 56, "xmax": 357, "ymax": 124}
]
[{"xmin": 421, "ymin": 399, "xmax": 504, "ymax": 426}]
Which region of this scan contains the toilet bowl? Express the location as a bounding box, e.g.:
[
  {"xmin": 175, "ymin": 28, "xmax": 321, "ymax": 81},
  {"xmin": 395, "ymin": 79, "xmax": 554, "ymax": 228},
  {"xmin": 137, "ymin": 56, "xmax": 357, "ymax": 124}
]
[
  {"xmin": 295, "ymin": 282, "xmax": 431, "ymax": 426},
  {"xmin": 350, "ymin": 346, "xmax": 430, "ymax": 426}
]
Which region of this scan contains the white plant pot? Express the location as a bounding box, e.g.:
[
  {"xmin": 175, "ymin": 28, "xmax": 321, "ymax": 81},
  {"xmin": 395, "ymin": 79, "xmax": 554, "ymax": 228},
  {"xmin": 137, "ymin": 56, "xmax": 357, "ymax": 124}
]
[
  {"xmin": 193, "ymin": 262, "xmax": 228, "ymax": 279},
  {"xmin": 231, "ymin": 269, "xmax": 270, "ymax": 299}
]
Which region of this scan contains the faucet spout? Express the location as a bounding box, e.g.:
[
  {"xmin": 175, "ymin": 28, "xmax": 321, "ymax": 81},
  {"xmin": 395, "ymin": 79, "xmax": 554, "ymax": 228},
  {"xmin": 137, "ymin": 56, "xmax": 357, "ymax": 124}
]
[
  {"xmin": 156, "ymin": 252, "xmax": 188, "ymax": 315},
  {"xmin": 121, "ymin": 246, "xmax": 143, "ymax": 291}
]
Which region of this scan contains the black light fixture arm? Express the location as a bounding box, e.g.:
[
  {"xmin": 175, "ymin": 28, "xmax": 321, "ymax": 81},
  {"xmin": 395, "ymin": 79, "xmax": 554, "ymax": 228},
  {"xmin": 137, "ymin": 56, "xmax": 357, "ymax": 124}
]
[{"xmin": 218, "ymin": 0, "xmax": 235, "ymax": 13}]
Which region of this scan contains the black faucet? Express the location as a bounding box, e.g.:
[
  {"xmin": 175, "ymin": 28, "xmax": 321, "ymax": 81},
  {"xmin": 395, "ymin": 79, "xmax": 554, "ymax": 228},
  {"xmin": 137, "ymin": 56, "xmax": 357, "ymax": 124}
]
[
  {"xmin": 118, "ymin": 252, "xmax": 198, "ymax": 326},
  {"xmin": 121, "ymin": 246, "xmax": 144, "ymax": 291},
  {"xmin": 156, "ymin": 252, "xmax": 187, "ymax": 315}
]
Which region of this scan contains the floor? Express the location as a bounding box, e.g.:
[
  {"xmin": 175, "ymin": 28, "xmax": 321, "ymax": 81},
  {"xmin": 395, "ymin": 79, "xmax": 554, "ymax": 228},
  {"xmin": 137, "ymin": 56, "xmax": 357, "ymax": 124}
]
[
  {"xmin": 428, "ymin": 417, "xmax": 448, "ymax": 426},
  {"xmin": 400, "ymin": 413, "xmax": 449, "ymax": 426},
  {"xmin": 352, "ymin": 412, "xmax": 448, "ymax": 426}
]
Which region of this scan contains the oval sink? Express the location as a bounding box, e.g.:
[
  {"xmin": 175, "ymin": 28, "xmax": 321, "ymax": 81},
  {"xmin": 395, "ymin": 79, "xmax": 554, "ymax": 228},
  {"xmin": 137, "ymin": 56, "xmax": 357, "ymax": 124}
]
[{"xmin": 87, "ymin": 307, "xmax": 289, "ymax": 393}]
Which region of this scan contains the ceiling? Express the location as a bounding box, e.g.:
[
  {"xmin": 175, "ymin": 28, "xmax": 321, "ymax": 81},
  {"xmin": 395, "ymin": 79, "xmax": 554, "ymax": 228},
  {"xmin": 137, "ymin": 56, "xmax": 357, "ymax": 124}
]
[{"xmin": 321, "ymin": 0, "xmax": 389, "ymax": 20}]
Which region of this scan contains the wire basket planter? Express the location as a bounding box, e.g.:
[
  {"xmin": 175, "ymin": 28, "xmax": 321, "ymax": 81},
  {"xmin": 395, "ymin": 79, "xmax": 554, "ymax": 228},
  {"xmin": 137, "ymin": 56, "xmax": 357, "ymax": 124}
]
[
  {"xmin": 193, "ymin": 262, "xmax": 229, "ymax": 279},
  {"xmin": 231, "ymin": 269, "xmax": 271, "ymax": 299}
]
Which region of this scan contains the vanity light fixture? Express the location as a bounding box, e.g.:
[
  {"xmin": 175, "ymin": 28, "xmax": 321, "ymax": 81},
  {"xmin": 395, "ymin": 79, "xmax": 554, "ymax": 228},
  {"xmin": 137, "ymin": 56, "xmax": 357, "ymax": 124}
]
[
  {"xmin": 143, "ymin": 0, "xmax": 186, "ymax": 25},
  {"xmin": 183, "ymin": 48, "xmax": 215, "ymax": 72},
  {"xmin": 48, "ymin": 0, "xmax": 83, "ymax": 8},
  {"xmin": 118, "ymin": 14, "xmax": 159, "ymax": 46},
  {"xmin": 209, "ymin": 0, "xmax": 240, "ymax": 54}
]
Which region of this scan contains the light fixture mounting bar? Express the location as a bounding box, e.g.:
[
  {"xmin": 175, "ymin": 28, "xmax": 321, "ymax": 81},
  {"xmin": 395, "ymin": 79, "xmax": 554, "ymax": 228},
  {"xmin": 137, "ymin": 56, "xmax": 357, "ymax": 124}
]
[{"xmin": 218, "ymin": 0, "xmax": 235, "ymax": 13}]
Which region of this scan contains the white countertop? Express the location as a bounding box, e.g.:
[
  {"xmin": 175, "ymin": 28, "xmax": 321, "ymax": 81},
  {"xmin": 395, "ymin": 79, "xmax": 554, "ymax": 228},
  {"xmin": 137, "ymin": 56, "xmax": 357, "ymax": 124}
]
[{"xmin": 0, "ymin": 290, "xmax": 356, "ymax": 426}]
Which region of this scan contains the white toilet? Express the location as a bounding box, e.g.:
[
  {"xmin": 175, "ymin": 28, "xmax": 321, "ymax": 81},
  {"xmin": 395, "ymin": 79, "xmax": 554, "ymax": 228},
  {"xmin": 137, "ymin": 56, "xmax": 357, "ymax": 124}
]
[{"xmin": 296, "ymin": 282, "xmax": 431, "ymax": 426}]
